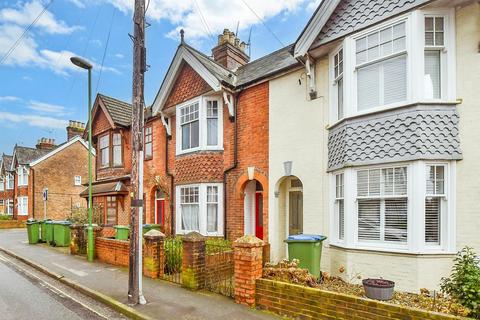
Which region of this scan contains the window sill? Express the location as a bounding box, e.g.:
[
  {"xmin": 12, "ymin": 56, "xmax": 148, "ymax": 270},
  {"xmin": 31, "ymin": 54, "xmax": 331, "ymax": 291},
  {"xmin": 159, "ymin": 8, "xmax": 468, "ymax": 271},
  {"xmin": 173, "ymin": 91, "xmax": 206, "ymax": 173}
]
[
  {"xmin": 329, "ymin": 243, "xmax": 456, "ymax": 256},
  {"xmin": 175, "ymin": 148, "xmax": 224, "ymax": 157},
  {"xmin": 144, "ymin": 157, "xmax": 153, "ymax": 161}
]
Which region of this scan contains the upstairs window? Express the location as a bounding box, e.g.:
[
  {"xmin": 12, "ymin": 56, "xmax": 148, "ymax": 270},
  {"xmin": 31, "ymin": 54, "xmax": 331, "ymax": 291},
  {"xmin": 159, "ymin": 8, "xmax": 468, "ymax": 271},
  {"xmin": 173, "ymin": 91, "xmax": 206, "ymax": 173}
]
[
  {"xmin": 424, "ymin": 16, "xmax": 445, "ymax": 99},
  {"xmin": 176, "ymin": 97, "xmax": 223, "ymax": 155},
  {"xmin": 180, "ymin": 103, "xmax": 200, "ymax": 151},
  {"xmin": 6, "ymin": 173, "xmax": 13, "ymax": 189},
  {"xmin": 357, "ymin": 167, "xmax": 408, "ymax": 244},
  {"xmin": 356, "ymin": 21, "xmax": 407, "ymax": 111},
  {"xmin": 18, "ymin": 166, "xmax": 29, "ymax": 186},
  {"xmin": 333, "ymin": 49, "xmax": 344, "ymax": 119},
  {"xmin": 99, "ymin": 135, "xmax": 110, "ymax": 168},
  {"xmin": 144, "ymin": 126, "xmax": 153, "ymax": 159},
  {"xmin": 112, "ymin": 133, "xmax": 122, "ymax": 166},
  {"xmin": 74, "ymin": 175, "xmax": 82, "ymax": 186}
]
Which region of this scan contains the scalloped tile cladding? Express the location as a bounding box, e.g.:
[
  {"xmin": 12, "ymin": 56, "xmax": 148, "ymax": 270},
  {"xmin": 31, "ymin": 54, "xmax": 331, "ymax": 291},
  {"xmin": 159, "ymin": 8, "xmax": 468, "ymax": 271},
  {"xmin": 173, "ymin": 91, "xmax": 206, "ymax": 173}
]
[{"xmin": 328, "ymin": 105, "xmax": 462, "ymax": 171}]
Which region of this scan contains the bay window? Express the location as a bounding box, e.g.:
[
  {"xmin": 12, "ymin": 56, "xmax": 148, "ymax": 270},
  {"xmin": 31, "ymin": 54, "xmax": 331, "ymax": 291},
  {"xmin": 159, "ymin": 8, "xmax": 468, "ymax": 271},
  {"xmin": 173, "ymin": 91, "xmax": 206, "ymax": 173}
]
[
  {"xmin": 356, "ymin": 21, "xmax": 407, "ymax": 111},
  {"xmin": 18, "ymin": 196, "xmax": 28, "ymax": 215},
  {"xmin": 176, "ymin": 183, "xmax": 223, "ymax": 236},
  {"xmin": 99, "ymin": 135, "xmax": 110, "ymax": 168},
  {"xmin": 176, "ymin": 96, "xmax": 223, "ymax": 155},
  {"xmin": 424, "ymin": 16, "xmax": 444, "ymax": 99},
  {"xmin": 331, "ymin": 161, "xmax": 454, "ymax": 253},
  {"xmin": 18, "ymin": 166, "xmax": 29, "ymax": 186}
]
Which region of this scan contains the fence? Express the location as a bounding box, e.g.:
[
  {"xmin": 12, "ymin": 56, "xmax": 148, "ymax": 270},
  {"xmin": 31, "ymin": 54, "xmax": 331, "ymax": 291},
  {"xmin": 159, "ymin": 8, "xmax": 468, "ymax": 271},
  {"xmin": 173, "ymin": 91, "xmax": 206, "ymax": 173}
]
[
  {"xmin": 162, "ymin": 236, "xmax": 183, "ymax": 284},
  {"xmin": 205, "ymin": 241, "xmax": 235, "ymax": 298}
]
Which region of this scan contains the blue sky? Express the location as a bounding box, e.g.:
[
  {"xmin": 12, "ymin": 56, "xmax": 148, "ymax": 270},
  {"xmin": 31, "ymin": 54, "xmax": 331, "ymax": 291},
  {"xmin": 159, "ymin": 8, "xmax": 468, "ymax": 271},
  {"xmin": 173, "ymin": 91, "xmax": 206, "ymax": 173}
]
[{"xmin": 0, "ymin": 0, "xmax": 319, "ymax": 154}]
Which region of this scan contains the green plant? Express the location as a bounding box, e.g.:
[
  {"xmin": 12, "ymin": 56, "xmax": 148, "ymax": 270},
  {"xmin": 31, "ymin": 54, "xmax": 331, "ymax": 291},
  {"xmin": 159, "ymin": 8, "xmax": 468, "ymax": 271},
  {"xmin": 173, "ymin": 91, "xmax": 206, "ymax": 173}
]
[
  {"xmin": 441, "ymin": 246, "xmax": 480, "ymax": 318},
  {"xmin": 164, "ymin": 237, "xmax": 183, "ymax": 274},
  {"xmin": 67, "ymin": 205, "xmax": 104, "ymax": 225},
  {"xmin": 205, "ymin": 238, "xmax": 232, "ymax": 254},
  {"xmin": 0, "ymin": 214, "xmax": 12, "ymax": 220}
]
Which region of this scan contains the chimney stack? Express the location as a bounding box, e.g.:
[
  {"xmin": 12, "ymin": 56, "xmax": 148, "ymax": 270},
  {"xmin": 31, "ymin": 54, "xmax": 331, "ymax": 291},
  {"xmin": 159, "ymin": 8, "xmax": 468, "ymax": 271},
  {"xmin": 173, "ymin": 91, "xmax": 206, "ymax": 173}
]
[
  {"xmin": 66, "ymin": 120, "xmax": 85, "ymax": 141},
  {"xmin": 212, "ymin": 29, "xmax": 249, "ymax": 71},
  {"xmin": 36, "ymin": 138, "xmax": 56, "ymax": 151}
]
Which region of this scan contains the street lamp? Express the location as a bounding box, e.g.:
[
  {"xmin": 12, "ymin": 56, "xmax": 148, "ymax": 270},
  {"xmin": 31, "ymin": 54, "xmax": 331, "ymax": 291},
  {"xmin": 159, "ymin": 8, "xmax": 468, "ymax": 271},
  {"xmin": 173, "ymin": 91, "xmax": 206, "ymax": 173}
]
[{"xmin": 70, "ymin": 56, "xmax": 94, "ymax": 262}]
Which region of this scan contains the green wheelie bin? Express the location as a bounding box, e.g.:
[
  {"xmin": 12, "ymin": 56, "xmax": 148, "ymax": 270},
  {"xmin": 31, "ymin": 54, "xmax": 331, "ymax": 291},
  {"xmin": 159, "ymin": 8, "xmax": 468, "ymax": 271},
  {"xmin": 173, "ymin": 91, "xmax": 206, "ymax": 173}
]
[
  {"xmin": 39, "ymin": 219, "xmax": 52, "ymax": 242},
  {"xmin": 26, "ymin": 220, "xmax": 40, "ymax": 244},
  {"xmin": 284, "ymin": 234, "xmax": 327, "ymax": 278},
  {"xmin": 114, "ymin": 225, "xmax": 129, "ymax": 240},
  {"xmin": 44, "ymin": 220, "xmax": 54, "ymax": 244},
  {"xmin": 52, "ymin": 221, "xmax": 72, "ymax": 247}
]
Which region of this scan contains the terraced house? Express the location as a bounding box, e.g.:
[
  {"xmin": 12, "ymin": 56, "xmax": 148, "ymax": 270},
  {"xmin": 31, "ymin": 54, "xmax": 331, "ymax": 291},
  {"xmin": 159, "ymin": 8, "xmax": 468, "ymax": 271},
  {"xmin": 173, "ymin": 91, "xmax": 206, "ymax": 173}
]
[
  {"xmin": 0, "ymin": 154, "xmax": 14, "ymax": 215},
  {"xmin": 268, "ymin": 0, "xmax": 480, "ymax": 292}
]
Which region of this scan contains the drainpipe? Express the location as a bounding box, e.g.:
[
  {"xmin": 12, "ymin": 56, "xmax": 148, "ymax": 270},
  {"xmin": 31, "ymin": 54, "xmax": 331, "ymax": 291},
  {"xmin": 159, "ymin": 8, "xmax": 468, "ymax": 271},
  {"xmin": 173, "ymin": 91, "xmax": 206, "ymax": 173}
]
[
  {"xmin": 31, "ymin": 167, "xmax": 35, "ymax": 219},
  {"xmin": 223, "ymin": 91, "xmax": 241, "ymax": 239},
  {"xmin": 165, "ymin": 129, "xmax": 174, "ymax": 236}
]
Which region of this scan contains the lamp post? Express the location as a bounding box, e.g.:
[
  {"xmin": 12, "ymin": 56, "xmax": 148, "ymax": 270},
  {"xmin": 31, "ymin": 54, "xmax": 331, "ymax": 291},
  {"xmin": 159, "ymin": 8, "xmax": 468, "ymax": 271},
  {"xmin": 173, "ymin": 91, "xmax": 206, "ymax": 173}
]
[{"xmin": 70, "ymin": 56, "xmax": 94, "ymax": 262}]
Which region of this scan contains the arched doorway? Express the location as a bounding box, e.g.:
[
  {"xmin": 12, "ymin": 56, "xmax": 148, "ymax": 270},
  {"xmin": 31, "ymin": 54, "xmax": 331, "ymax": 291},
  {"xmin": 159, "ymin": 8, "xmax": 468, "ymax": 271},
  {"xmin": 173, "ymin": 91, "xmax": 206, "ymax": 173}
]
[
  {"xmin": 244, "ymin": 180, "xmax": 264, "ymax": 240},
  {"xmin": 154, "ymin": 188, "xmax": 166, "ymax": 225}
]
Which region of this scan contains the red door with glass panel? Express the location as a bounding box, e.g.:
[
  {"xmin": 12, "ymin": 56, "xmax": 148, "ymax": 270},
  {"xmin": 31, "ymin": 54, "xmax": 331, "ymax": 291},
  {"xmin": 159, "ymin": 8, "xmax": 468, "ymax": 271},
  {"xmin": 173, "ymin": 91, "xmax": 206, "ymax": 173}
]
[
  {"xmin": 255, "ymin": 192, "xmax": 263, "ymax": 240},
  {"xmin": 155, "ymin": 199, "xmax": 165, "ymax": 226}
]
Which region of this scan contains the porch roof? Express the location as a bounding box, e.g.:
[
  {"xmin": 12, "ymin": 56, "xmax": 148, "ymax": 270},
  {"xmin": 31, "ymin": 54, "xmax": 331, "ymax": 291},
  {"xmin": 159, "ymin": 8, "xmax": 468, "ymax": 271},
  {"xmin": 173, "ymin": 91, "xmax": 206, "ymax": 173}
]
[{"xmin": 80, "ymin": 181, "xmax": 129, "ymax": 198}]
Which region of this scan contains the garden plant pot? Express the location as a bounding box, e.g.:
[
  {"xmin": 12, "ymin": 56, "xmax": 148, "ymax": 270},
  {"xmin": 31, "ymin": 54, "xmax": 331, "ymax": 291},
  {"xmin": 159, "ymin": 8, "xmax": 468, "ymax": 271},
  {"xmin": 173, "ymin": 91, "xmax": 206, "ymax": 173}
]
[{"xmin": 362, "ymin": 278, "xmax": 395, "ymax": 301}]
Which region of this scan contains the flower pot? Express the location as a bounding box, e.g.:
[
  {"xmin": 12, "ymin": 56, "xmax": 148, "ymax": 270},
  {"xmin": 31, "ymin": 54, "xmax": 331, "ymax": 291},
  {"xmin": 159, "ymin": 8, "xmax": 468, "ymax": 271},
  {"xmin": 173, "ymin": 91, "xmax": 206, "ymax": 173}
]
[{"xmin": 362, "ymin": 278, "xmax": 395, "ymax": 301}]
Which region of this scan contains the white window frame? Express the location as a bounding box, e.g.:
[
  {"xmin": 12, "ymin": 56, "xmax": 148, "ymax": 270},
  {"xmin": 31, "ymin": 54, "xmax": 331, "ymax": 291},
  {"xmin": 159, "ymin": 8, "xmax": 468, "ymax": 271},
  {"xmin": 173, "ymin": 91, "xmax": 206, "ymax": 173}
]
[
  {"xmin": 6, "ymin": 199, "xmax": 13, "ymax": 215},
  {"xmin": 175, "ymin": 183, "xmax": 224, "ymax": 236},
  {"xmin": 0, "ymin": 177, "xmax": 4, "ymax": 191},
  {"xmin": 17, "ymin": 196, "xmax": 28, "ymax": 216},
  {"xmin": 334, "ymin": 172, "xmax": 345, "ymax": 243},
  {"xmin": 18, "ymin": 166, "xmax": 29, "ymax": 187},
  {"xmin": 74, "ymin": 175, "xmax": 82, "ymax": 186},
  {"xmin": 6, "ymin": 173, "xmax": 13, "ymax": 190},
  {"xmin": 330, "ymin": 160, "xmax": 455, "ymax": 254},
  {"xmin": 329, "ymin": 9, "xmax": 456, "ymax": 126},
  {"xmin": 330, "ymin": 45, "xmax": 345, "ymax": 121},
  {"xmin": 175, "ymin": 95, "xmax": 223, "ymax": 155}
]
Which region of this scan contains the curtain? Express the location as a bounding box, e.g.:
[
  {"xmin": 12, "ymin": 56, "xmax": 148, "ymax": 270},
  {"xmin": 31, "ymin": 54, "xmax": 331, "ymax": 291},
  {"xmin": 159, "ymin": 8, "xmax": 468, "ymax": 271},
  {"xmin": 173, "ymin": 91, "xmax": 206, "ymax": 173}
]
[
  {"xmin": 207, "ymin": 204, "xmax": 217, "ymax": 232},
  {"xmin": 181, "ymin": 204, "xmax": 199, "ymax": 231},
  {"xmin": 207, "ymin": 118, "xmax": 218, "ymax": 146}
]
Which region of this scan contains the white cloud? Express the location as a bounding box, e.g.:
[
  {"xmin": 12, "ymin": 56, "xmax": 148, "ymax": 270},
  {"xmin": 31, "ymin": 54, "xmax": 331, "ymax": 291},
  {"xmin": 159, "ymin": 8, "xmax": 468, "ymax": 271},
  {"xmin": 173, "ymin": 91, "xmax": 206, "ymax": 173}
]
[
  {"xmin": 115, "ymin": 53, "xmax": 124, "ymax": 59},
  {"xmin": 0, "ymin": 0, "xmax": 81, "ymax": 34},
  {"xmin": 28, "ymin": 100, "xmax": 67, "ymax": 114},
  {"xmin": 0, "ymin": 111, "xmax": 68, "ymax": 129},
  {"xmin": 307, "ymin": 0, "xmax": 322, "ymax": 12},
  {"xmin": 67, "ymin": 0, "xmax": 86, "ymax": 8},
  {"xmin": 104, "ymin": 0, "xmax": 310, "ymax": 41},
  {"xmin": 0, "ymin": 96, "xmax": 20, "ymax": 102}
]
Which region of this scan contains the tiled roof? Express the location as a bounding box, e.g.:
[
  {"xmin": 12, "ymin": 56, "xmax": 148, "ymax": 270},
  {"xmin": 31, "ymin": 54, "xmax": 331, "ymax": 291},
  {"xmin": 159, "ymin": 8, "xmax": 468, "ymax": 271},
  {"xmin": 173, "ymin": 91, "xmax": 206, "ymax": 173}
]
[
  {"xmin": 1, "ymin": 154, "xmax": 13, "ymax": 172},
  {"xmin": 98, "ymin": 94, "xmax": 132, "ymax": 127},
  {"xmin": 80, "ymin": 181, "xmax": 129, "ymax": 197},
  {"xmin": 236, "ymin": 44, "xmax": 299, "ymax": 87},
  {"xmin": 327, "ymin": 104, "xmax": 462, "ymax": 171},
  {"xmin": 313, "ymin": 0, "xmax": 429, "ymax": 47},
  {"xmin": 14, "ymin": 146, "xmax": 50, "ymax": 166}
]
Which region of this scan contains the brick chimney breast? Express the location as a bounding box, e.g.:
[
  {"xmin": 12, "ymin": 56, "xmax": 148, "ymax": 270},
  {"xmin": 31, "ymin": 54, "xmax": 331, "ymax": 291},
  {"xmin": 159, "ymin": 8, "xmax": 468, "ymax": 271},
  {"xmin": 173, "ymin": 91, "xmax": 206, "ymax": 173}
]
[
  {"xmin": 212, "ymin": 29, "xmax": 249, "ymax": 71},
  {"xmin": 67, "ymin": 120, "xmax": 86, "ymax": 141},
  {"xmin": 36, "ymin": 138, "xmax": 56, "ymax": 150}
]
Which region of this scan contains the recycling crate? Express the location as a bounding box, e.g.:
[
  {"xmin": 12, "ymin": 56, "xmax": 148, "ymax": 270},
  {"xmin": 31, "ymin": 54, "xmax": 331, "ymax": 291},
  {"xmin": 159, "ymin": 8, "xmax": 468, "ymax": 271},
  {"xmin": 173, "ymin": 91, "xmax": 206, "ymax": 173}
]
[
  {"xmin": 284, "ymin": 234, "xmax": 327, "ymax": 278},
  {"xmin": 26, "ymin": 220, "xmax": 39, "ymax": 244}
]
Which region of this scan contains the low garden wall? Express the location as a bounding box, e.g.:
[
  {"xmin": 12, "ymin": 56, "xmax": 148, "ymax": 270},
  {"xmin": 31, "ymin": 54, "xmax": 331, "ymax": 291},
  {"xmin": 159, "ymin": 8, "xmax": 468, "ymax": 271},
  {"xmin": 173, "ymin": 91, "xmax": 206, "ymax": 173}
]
[
  {"xmin": 95, "ymin": 237, "xmax": 130, "ymax": 267},
  {"xmin": 255, "ymin": 279, "xmax": 465, "ymax": 320},
  {"xmin": 0, "ymin": 220, "xmax": 25, "ymax": 229}
]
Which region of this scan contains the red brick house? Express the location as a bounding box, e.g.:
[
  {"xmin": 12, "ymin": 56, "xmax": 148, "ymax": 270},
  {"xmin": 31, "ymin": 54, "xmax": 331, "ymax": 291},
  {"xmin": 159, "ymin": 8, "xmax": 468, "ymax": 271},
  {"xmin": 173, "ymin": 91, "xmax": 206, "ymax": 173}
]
[
  {"xmin": 148, "ymin": 29, "xmax": 298, "ymax": 241},
  {"xmin": 81, "ymin": 94, "xmax": 133, "ymax": 231},
  {"xmin": 0, "ymin": 154, "xmax": 14, "ymax": 215}
]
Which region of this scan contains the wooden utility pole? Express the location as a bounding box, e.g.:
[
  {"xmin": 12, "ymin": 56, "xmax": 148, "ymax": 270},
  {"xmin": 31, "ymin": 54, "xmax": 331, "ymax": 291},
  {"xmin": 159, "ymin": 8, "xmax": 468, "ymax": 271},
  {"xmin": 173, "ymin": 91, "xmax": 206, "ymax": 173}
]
[{"xmin": 128, "ymin": 0, "xmax": 146, "ymax": 305}]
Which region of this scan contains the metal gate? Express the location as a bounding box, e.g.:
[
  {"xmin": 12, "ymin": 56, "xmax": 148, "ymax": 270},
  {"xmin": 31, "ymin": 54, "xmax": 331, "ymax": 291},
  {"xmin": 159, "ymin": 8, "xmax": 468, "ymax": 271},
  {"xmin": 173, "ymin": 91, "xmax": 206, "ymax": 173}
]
[
  {"xmin": 204, "ymin": 242, "xmax": 235, "ymax": 298},
  {"xmin": 162, "ymin": 236, "xmax": 183, "ymax": 284}
]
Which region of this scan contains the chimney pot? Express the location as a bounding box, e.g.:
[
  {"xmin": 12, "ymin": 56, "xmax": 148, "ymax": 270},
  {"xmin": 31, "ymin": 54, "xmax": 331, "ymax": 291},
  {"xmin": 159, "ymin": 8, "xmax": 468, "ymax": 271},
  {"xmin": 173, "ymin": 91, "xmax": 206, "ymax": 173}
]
[{"xmin": 212, "ymin": 28, "xmax": 250, "ymax": 70}]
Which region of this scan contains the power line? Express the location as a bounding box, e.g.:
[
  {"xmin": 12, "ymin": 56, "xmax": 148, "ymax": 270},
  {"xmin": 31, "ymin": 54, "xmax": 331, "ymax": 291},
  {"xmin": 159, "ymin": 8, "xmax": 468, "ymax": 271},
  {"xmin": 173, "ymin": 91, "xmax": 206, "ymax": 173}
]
[
  {"xmin": 239, "ymin": 0, "xmax": 285, "ymax": 47},
  {"xmin": 0, "ymin": 0, "xmax": 55, "ymax": 65},
  {"xmin": 192, "ymin": 0, "xmax": 216, "ymax": 46},
  {"xmin": 95, "ymin": 9, "xmax": 116, "ymax": 94}
]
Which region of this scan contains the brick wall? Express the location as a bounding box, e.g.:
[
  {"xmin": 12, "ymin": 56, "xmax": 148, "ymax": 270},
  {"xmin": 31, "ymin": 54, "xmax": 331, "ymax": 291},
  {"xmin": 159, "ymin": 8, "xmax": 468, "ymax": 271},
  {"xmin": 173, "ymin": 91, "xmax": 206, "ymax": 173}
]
[
  {"xmin": 0, "ymin": 220, "xmax": 25, "ymax": 229},
  {"xmin": 256, "ymin": 279, "xmax": 463, "ymax": 320},
  {"xmin": 164, "ymin": 63, "xmax": 212, "ymax": 110},
  {"xmin": 91, "ymin": 107, "xmax": 112, "ymax": 137},
  {"xmin": 95, "ymin": 237, "xmax": 130, "ymax": 267},
  {"xmin": 30, "ymin": 141, "xmax": 89, "ymax": 221}
]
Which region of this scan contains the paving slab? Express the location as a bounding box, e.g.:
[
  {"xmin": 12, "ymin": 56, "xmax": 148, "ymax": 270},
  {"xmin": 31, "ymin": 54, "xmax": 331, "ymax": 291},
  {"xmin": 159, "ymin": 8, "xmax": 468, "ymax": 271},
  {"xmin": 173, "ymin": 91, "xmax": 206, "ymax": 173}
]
[{"xmin": 0, "ymin": 229, "xmax": 279, "ymax": 320}]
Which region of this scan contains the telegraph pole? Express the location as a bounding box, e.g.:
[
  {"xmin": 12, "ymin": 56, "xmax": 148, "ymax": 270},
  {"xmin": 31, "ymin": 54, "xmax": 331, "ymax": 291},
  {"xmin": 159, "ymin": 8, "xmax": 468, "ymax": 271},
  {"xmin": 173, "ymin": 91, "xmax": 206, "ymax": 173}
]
[{"xmin": 128, "ymin": 0, "xmax": 146, "ymax": 305}]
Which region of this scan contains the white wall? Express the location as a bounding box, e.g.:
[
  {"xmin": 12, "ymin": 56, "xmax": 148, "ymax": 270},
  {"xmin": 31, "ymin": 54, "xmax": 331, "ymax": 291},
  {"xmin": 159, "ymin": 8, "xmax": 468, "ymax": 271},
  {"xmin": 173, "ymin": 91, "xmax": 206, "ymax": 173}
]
[{"xmin": 268, "ymin": 59, "xmax": 330, "ymax": 262}]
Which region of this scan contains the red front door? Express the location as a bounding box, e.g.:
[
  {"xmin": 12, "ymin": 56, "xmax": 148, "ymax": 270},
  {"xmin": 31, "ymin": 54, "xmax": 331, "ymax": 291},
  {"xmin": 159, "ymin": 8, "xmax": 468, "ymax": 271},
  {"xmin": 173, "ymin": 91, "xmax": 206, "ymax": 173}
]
[
  {"xmin": 155, "ymin": 199, "xmax": 165, "ymax": 225},
  {"xmin": 255, "ymin": 192, "xmax": 263, "ymax": 240}
]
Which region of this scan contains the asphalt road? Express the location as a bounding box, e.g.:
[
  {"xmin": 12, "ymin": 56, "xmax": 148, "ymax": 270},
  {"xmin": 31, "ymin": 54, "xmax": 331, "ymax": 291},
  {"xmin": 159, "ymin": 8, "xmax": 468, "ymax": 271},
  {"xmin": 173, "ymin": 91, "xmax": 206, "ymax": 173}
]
[{"xmin": 0, "ymin": 252, "xmax": 128, "ymax": 320}]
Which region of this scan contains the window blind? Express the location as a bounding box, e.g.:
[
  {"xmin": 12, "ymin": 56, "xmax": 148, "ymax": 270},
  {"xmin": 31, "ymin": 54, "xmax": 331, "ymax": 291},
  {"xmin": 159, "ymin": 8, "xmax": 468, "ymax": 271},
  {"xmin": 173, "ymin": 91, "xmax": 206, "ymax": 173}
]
[
  {"xmin": 425, "ymin": 197, "xmax": 441, "ymax": 244},
  {"xmin": 358, "ymin": 199, "xmax": 381, "ymax": 241}
]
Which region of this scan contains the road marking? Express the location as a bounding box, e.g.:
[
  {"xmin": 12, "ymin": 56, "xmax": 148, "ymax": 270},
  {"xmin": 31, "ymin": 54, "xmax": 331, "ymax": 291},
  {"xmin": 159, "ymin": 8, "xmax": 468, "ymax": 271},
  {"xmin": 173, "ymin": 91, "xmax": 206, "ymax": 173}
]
[{"xmin": 52, "ymin": 262, "xmax": 88, "ymax": 277}]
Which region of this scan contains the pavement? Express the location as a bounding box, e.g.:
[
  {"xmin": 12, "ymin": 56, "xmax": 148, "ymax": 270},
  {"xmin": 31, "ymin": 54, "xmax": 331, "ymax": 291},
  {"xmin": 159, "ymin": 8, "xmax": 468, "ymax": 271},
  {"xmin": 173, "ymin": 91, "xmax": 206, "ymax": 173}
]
[
  {"xmin": 0, "ymin": 229, "xmax": 279, "ymax": 320},
  {"xmin": 0, "ymin": 251, "xmax": 127, "ymax": 320}
]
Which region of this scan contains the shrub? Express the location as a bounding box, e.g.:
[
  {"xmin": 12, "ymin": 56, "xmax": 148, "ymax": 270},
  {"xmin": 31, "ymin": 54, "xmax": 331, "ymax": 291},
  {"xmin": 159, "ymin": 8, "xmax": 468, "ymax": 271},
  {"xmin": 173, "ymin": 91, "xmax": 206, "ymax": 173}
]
[
  {"xmin": 0, "ymin": 214, "xmax": 11, "ymax": 220},
  {"xmin": 205, "ymin": 238, "xmax": 232, "ymax": 254},
  {"xmin": 67, "ymin": 205, "xmax": 104, "ymax": 225},
  {"xmin": 441, "ymin": 247, "xmax": 480, "ymax": 318}
]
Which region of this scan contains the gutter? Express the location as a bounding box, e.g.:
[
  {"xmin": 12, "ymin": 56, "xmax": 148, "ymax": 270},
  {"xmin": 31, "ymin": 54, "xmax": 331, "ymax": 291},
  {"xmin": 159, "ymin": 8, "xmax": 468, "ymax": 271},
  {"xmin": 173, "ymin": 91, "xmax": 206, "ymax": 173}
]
[{"xmin": 222, "ymin": 91, "xmax": 241, "ymax": 239}]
